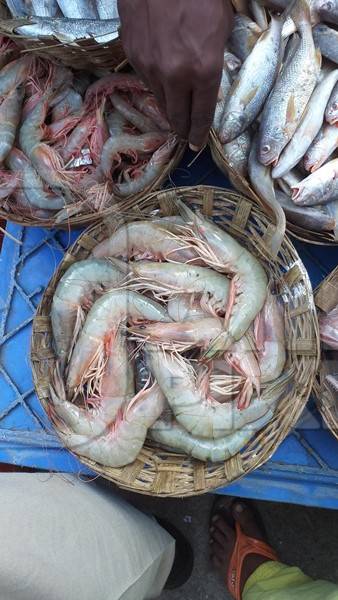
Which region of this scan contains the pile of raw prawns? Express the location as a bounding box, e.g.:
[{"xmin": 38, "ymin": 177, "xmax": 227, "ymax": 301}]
[
  {"xmin": 0, "ymin": 36, "xmax": 176, "ymax": 224},
  {"xmin": 48, "ymin": 200, "xmax": 289, "ymax": 468}
]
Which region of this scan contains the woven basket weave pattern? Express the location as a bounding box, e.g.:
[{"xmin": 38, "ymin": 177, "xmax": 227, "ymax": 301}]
[
  {"xmin": 31, "ymin": 186, "xmax": 319, "ymax": 496},
  {"xmin": 314, "ymin": 268, "xmax": 338, "ymax": 440}
]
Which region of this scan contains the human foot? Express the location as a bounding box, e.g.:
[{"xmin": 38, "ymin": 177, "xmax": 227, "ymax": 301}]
[{"xmin": 210, "ymin": 498, "xmax": 277, "ymax": 599}]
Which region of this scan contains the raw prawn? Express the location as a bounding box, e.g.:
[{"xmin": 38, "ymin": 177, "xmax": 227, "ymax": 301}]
[
  {"xmin": 61, "ymin": 112, "xmax": 96, "ymax": 163},
  {"xmin": 101, "ymin": 132, "xmax": 167, "ymax": 178},
  {"xmin": 113, "ymin": 135, "xmax": 177, "ymax": 197},
  {"xmin": 19, "ymin": 94, "xmax": 73, "ymax": 192},
  {"xmin": 150, "ymin": 410, "xmax": 273, "ymax": 463},
  {"xmin": 57, "ymin": 383, "xmax": 166, "ymax": 468},
  {"xmin": 167, "ymin": 295, "xmax": 206, "ymax": 321},
  {"xmin": 67, "ymin": 290, "xmax": 171, "ymax": 393},
  {"xmin": 110, "ymin": 92, "xmax": 160, "ymax": 133},
  {"xmin": 126, "ymin": 261, "xmax": 230, "ymax": 315},
  {"xmin": 0, "ymin": 85, "xmax": 24, "ymax": 163},
  {"xmin": 0, "ymin": 55, "xmax": 32, "ymax": 97},
  {"xmin": 254, "ymin": 291, "xmax": 286, "ymax": 382},
  {"xmin": 50, "ymin": 332, "xmax": 135, "ymax": 437},
  {"xmin": 146, "ymin": 345, "xmax": 285, "ymax": 439},
  {"xmin": 176, "ymin": 200, "xmax": 268, "ymax": 358},
  {"xmin": 85, "ymin": 73, "xmax": 148, "ymax": 107},
  {"xmin": 106, "ymin": 110, "xmax": 126, "ymax": 137},
  {"xmin": 90, "ymin": 100, "xmax": 109, "ymax": 167},
  {"xmin": 132, "ymin": 93, "xmax": 170, "ymax": 132},
  {"xmin": 52, "ymin": 88, "xmax": 83, "ymax": 122},
  {"xmin": 22, "ymin": 163, "xmax": 68, "ymax": 210},
  {"xmin": 134, "ymin": 318, "xmax": 260, "ymax": 409},
  {"xmin": 51, "ymin": 258, "xmax": 126, "ymax": 368},
  {"xmin": 92, "ymin": 220, "xmax": 199, "ymax": 264}
]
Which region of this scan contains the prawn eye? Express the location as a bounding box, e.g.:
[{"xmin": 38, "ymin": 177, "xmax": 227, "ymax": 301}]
[{"xmin": 262, "ymin": 144, "xmax": 271, "ymax": 154}]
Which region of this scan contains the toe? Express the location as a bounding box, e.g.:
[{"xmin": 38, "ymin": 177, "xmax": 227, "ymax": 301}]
[
  {"xmin": 232, "ymin": 502, "xmax": 266, "ymax": 542},
  {"xmin": 213, "ymin": 515, "xmax": 235, "ymax": 539}
]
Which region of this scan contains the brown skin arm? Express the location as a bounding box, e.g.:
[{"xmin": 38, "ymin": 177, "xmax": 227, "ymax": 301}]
[{"xmin": 117, "ymin": 0, "xmax": 234, "ymax": 150}]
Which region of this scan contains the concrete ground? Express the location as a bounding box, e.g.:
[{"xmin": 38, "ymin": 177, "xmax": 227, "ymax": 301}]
[{"xmin": 109, "ymin": 488, "xmax": 338, "ymax": 600}]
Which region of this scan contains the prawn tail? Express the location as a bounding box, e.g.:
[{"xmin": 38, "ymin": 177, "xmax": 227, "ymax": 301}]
[{"xmin": 203, "ymin": 331, "xmax": 234, "ymax": 360}]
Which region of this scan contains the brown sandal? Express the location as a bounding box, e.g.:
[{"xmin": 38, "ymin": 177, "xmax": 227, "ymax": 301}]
[{"xmin": 227, "ymin": 520, "xmax": 278, "ymax": 599}]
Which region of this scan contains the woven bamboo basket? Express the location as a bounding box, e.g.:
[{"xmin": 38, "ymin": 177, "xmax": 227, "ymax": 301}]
[
  {"xmin": 210, "ymin": 128, "xmax": 338, "ymax": 247},
  {"xmin": 0, "ymin": 1, "xmax": 125, "ymax": 71},
  {"xmin": 314, "ymin": 267, "xmax": 338, "ymax": 439},
  {"xmin": 31, "ymin": 185, "xmax": 319, "ymax": 497},
  {"xmin": 0, "ymin": 141, "xmax": 186, "ymax": 230}
]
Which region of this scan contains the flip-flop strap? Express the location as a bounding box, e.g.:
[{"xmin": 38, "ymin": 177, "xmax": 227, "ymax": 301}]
[{"xmin": 227, "ymin": 521, "xmax": 278, "ymax": 600}]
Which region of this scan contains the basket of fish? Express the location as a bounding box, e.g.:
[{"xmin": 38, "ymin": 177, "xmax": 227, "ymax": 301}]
[
  {"xmin": 314, "ymin": 267, "xmax": 338, "ymax": 439},
  {"xmin": 0, "ymin": 1, "xmax": 125, "ymax": 71},
  {"xmin": 0, "ymin": 49, "xmax": 183, "ymax": 228},
  {"xmin": 211, "ymin": 0, "xmax": 338, "ymax": 245},
  {"xmin": 31, "ymin": 185, "xmax": 319, "ymax": 497}
]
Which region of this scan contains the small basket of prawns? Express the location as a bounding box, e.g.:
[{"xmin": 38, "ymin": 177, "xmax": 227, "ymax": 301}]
[
  {"xmin": 0, "ymin": 47, "xmax": 184, "ymax": 229},
  {"xmin": 211, "ymin": 0, "xmax": 338, "ymax": 246},
  {"xmin": 31, "ymin": 185, "xmax": 319, "ymax": 497},
  {"xmin": 314, "ymin": 267, "xmax": 338, "ymax": 439}
]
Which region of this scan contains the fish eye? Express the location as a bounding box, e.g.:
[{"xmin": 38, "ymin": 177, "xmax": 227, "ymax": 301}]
[
  {"xmin": 333, "ymin": 102, "xmax": 338, "ymax": 110},
  {"xmin": 262, "ymin": 144, "xmax": 271, "ymax": 154}
]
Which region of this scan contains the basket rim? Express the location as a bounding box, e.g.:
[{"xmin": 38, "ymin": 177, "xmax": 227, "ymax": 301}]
[
  {"xmin": 209, "ymin": 129, "xmax": 338, "ymax": 247},
  {"xmin": 30, "ymin": 184, "xmax": 320, "ymax": 496}
]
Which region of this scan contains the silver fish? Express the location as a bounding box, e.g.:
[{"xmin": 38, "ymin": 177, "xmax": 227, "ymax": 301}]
[
  {"xmin": 31, "ymin": 0, "xmax": 59, "ymax": 16},
  {"xmin": 56, "ymin": 0, "xmax": 98, "ymax": 18},
  {"xmin": 277, "ymin": 168, "xmax": 302, "ymax": 194},
  {"xmin": 96, "ymin": 0, "xmax": 119, "ymax": 19},
  {"xmin": 248, "ymin": 136, "xmax": 286, "ymax": 255},
  {"xmin": 304, "ymin": 122, "xmax": 338, "ymax": 172},
  {"xmin": 292, "ymin": 158, "xmax": 338, "ymax": 205},
  {"xmin": 316, "ymin": 0, "xmax": 338, "ymax": 26},
  {"xmin": 6, "ymin": 0, "xmax": 28, "ymax": 16},
  {"xmin": 259, "ymin": 0, "xmax": 321, "ymax": 166},
  {"xmin": 213, "ymin": 65, "xmax": 232, "ymax": 132},
  {"xmin": 219, "ymin": 14, "xmax": 284, "ymax": 143},
  {"xmin": 325, "ymin": 81, "xmax": 338, "ymax": 124},
  {"xmin": 16, "ymin": 17, "xmax": 119, "ymax": 43},
  {"xmin": 222, "ymin": 130, "xmax": 251, "ymax": 176},
  {"xmin": 228, "ymin": 14, "xmax": 261, "ymax": 62},
  {"xmin": 275, "ymin": 190, "xmax": 336, "ymax": 231},
  {"xmin": 313, "ymin": 24, "xmax": 338, "ymax": 64},
  {"xmin": 272, "ymin": 69, "xmax": 338, "ymax": 178}
]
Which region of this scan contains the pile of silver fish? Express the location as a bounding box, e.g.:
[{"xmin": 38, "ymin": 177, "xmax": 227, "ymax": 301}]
[
  {"xmin": 214, "ymin": 0, "xmax": 338, "ymax": 238},
  {"xmin": 49, "ymin": 202, "xmax": 288, "ymax": 467},
  {"xmin": 0, "ymin": 41, "xmax": 175, "ymax": 223},
  {"xmin": 5, "ymin": 1, "xmax": 119, "ymax": 44}
]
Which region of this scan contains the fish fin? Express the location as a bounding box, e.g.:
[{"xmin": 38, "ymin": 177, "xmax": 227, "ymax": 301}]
[
  {"xmin": 286, "ymin": 94, "xmax": 297, "ymax": 123},
  {"xmin": 315, "ymin": 47, "xmax": 322, "ymax": 71},
  {"xmin": 242, "ymin": 86, "xmax": 259, "ymax": 107}
]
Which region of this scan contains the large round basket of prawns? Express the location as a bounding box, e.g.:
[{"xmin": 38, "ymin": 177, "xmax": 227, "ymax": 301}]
[
  {"xmin": 314, "ymin": 267, "xmax": 338, "ymax": 440},
  {"xmin": 0, "ymin": 45, "xmax": 184, "ymax": 229},
  {"xmin": 31, "ymin": 186, "xmax": 319, "ymax": 497}
]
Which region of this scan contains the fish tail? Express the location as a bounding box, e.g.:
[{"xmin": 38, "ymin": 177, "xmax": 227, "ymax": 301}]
[{"xmin": 289, "ymin": 0, "xmax": 311, "ymax": 30}]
